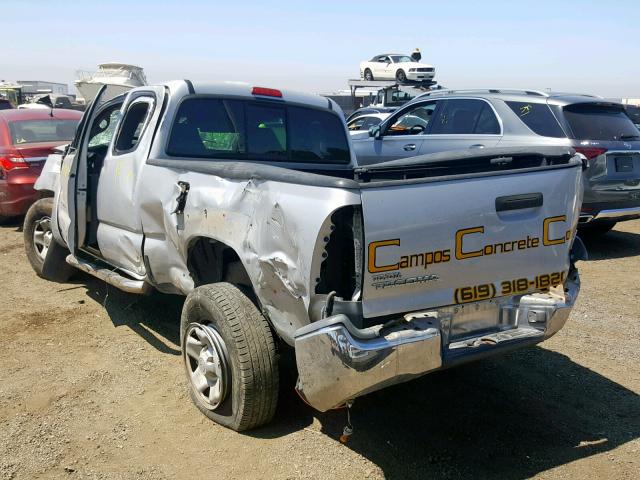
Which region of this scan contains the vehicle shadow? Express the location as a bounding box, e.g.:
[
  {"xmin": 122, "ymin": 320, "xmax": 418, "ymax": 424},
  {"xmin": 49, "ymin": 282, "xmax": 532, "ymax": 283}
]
[
  {"xmin": 82, "ymin": 275, "xmax": 183, "ymax": 355},
  {"xmin": 65, "ymin": 272, "xmax": 639, "ymax": 479},
  {"xmin": 0, "ymin": 216, "xmax": 24, "ymax": 232},
  {"xmin": 580, "ymin": 229, "xmax": 640, "ymax": 261},
  {"xmin": 257, "ymin": 347, "xmax": 639, "ymax": 480}
]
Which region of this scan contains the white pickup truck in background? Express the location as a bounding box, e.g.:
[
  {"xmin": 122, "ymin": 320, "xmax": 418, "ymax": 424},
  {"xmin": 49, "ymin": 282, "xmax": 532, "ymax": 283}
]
[{"xmin": 24, "ymin": 81, "xmax": 585, "ymax": 431}]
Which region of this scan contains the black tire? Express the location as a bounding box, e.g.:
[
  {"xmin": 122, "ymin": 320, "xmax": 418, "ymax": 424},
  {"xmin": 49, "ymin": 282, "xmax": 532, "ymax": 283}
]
[
  {"xmin": 578, "ymin": 220, "xmax": 617, "ymax": 236},
  {"xmin": 364, "ymin": 69, "xmax": 374, "ymax": 81},
  {"xmin": 396, "ymin": 69, "xmax": 407, "ymax": 82},
  {"xmin": 23, "ymin": 198, "xmax": 74, "ymax": 282},
  {"xmin": 180, "ymin": 282, "xmax": 278, "ymax": 432}
]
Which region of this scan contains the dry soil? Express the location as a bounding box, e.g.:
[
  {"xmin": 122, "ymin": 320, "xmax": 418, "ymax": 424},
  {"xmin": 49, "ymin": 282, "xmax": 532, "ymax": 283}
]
[{"xmin": 0, "ymin": 219, "xmax": 638, "ymax": 479}]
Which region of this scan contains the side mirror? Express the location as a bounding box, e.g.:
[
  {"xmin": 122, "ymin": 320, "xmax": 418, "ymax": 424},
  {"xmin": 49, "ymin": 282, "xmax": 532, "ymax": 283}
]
[{"xmin": 369, "ymin": 125, "xmax": 382, "ymax": 139}]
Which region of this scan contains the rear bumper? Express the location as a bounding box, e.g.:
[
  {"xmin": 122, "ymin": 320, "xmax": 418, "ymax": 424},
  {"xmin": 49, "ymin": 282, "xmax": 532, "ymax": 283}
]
[
  {"xmin": 406, "ymin": 71, "xmax": 435, "ymax": 81},
  {"xmin": 0, "ymin": 179, "xmax": 39, "ymax": 217},
  {"xmin": 295, "ymin": 270, "xmax": 579, "ymax": 412},
  {"xmin": 580, "ymin": 205, "xmax": 640, "ymax": 224}
]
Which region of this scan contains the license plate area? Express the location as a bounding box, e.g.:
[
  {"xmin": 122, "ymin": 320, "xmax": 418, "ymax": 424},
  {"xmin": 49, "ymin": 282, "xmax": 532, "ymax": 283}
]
[{"xmin": 447, "ymin": 300, "xmax": 517, "ymax": 342}]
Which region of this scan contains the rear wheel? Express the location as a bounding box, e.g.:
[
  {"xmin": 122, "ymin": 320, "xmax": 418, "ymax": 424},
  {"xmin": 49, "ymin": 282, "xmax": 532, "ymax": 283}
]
[
  {"xmin": 180, "ymin": 282, "xmax": 278, "ymax": 431},
  {"xmin": 364, "ymin": 69, "xmax": 374, "ymax": 81},
  {"xmin": 396, "ymin": 69, "xmax": 407, "ymax": 82},
  {"xmin": 23, "ymin": 198, "xmax": 74, "ymax": 282}
]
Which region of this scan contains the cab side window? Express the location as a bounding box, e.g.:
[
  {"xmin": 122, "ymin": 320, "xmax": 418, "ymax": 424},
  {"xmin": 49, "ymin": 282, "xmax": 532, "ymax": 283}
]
[
  {"xmin": 88, "ymin": 107, "xmax": 121, "ymax": 148},
  {"xmin": 430, "ymin": 99, "xmax": 501, "ymax": 135},
  {"xmin": 113, "ymin": 97, "xmax": 154, "ymax": 154},
  {"xmin": 386, "ymin": 101, "xmax": 436, "ymax": 136}
]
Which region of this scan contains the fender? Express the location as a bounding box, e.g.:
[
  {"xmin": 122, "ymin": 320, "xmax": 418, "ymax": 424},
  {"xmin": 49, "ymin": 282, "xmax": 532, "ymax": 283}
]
[
  {"xmin": 33, "ymin": 150, "xmax": 65, "ymax": 194},
  {"xmin": 33, "ymin": 151, "xmax": 66, "ymax": 246}
]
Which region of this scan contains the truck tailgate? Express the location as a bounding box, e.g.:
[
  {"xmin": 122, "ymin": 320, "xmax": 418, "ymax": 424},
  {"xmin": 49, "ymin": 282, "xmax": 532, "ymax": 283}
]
[{"xmin": 360, "ymin": 160, "xmax": 583, "ymax": 318}]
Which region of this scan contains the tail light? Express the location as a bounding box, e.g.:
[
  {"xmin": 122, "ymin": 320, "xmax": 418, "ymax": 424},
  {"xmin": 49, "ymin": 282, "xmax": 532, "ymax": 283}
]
[
  {"xmin": 0, "ymin": 147, "xmax": 28, "ymax": 176},
  {"xmin": 251, "ymin": 87, "xmax": 283, "ymax": 98},
  {"xmin": 574, "ymin": 147, "xmax": 607, "ymax": 160}
]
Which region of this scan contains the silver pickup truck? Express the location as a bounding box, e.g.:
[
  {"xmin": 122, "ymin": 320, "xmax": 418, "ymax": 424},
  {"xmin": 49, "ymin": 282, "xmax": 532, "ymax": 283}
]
[{"xmin": 24, "ymin": 81, "xmax": 585, "ymax": 432}]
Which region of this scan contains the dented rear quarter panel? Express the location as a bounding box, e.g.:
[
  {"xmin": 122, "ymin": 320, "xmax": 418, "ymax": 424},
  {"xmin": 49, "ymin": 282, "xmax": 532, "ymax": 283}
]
[{"xmin": 138, "ymin": 164, "xmax": 361, "ymax": 344}]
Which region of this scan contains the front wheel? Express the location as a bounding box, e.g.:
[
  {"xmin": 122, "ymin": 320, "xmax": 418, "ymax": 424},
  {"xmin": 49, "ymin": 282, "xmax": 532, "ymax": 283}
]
[
  {"xmin": 396, "ymin": 69, "xmax": 407, "ymax": 82},
  {"xmin": 180, "ymin": 283, "xmax": 279, "ymax": 431},
  {"xmin": 23, "ymin": 198, "xmax": 74, "ymax": 282},
  {"xmin": 364, "ymin": 69, "xmax": 374, "ymax": 81}
]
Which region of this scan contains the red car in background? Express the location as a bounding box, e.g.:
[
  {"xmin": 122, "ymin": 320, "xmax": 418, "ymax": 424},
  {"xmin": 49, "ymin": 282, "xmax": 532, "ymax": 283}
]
[{"xmin": 0, "ymin": 108, "xmax": 82, "ymax": 221}]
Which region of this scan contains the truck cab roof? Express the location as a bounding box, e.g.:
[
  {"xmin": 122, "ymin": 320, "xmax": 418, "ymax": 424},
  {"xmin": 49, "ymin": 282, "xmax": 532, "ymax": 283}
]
[
  {"xmin": 123, "ymin": 80, "xmax": 357, "ymax": 171},
  {"xmin": 157, "ymin": 81, "xmax": 336, "ymax": 112}
]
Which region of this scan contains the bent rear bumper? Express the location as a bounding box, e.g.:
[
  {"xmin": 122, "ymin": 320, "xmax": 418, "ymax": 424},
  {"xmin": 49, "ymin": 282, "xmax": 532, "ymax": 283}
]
[{"xmin": 295, "ymin": 270, "xmax": 579, "ymax": 412}]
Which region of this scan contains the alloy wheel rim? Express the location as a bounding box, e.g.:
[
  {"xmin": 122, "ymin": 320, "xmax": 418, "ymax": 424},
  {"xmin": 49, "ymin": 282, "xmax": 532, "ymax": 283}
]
[
  {"xmin": 33, "ymin": 216, "xmax": 53, "ymax": 261},
  {"xmin": 183, "ymin": 323, "xmax": 230, "ymax": 410}
]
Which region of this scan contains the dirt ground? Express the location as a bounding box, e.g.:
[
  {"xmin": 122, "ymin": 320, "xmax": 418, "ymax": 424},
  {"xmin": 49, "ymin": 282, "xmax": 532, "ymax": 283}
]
[{"xmin": 0, "ymin": 218, "xmax": 638, "ymax": 480}]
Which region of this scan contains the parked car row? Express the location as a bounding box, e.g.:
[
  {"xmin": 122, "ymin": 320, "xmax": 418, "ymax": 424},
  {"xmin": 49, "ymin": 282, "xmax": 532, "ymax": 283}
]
[{"xmin": 348, "ymin": 88, "xmax": 640, "ymax": 232}]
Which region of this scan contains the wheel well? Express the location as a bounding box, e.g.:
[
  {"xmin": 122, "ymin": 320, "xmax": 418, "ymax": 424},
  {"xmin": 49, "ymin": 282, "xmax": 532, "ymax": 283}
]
[{"xmin": 187, "ymin": 237, "xmax": 252, "ymax": 289}]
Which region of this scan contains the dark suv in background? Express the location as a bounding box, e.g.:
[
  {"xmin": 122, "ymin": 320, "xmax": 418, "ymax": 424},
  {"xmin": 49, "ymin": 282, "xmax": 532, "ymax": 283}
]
[
  {"xmin": 352, "ymin": 89, "xmax": 640, "ymax": 234},
  {"xmin": 553, "ymin": 98, "xmax": 640, "ymax": 233}
]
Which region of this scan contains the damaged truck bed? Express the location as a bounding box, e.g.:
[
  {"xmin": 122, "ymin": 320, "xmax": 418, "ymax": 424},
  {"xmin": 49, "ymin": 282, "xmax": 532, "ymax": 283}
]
[{"xmin": 25, "ymin": 80, "xmax": 585, "ymax": 431}]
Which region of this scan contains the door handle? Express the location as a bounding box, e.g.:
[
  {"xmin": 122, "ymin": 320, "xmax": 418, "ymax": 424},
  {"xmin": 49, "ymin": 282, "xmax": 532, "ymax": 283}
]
[
  {"xmin": 469, "ymin": 144, "xmax": 485, "ymax": 149},
  {"xmin": 495, "ymin": 193, "xmax": 543, "ymax": 212},
  {"xmin": 403, "ymin": 144, "xmax": 417, "ymax": 151}
]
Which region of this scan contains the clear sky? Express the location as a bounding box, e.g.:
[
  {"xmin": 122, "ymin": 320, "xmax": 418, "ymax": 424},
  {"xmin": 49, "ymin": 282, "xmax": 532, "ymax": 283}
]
[{"xmin": 3, "ymin": 0, "xmax": 639, "ymax": 97}]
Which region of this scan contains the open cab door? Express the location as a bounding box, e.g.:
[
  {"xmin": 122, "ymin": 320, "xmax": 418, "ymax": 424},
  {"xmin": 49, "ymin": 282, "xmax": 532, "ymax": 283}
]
[{"xmin": 57, "ymin": 85, "xmax": 119, "ymax": 253}]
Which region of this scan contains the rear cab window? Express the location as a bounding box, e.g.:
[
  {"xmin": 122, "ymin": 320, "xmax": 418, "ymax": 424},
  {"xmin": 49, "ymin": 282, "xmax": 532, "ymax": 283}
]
[
  {"xmin": 166, "ymin": 97, "xmax": 350, "ymax": 164},
  {"xmin": 562, "ymin": 103, "xmax": 640, "ymax": 140},
  {"xmin": 507, "ymin": 101, "xmax": 566, "ymax": 138}
]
